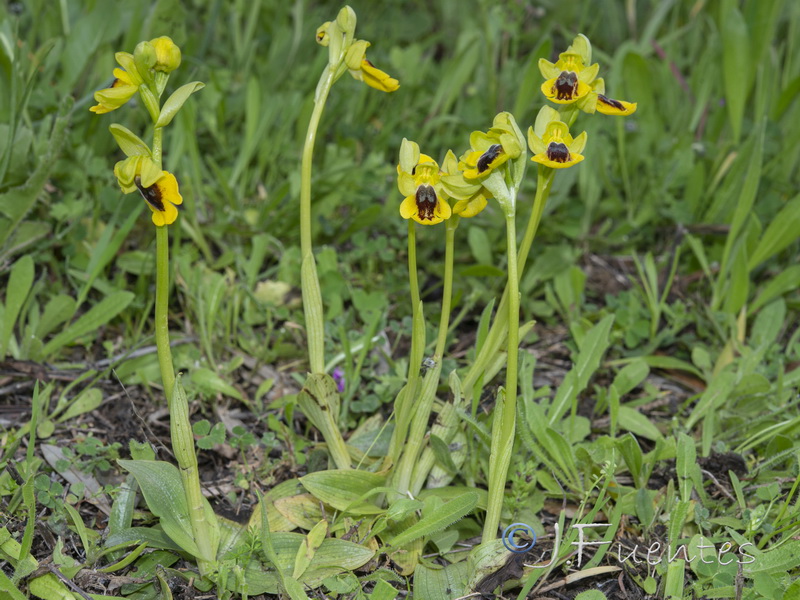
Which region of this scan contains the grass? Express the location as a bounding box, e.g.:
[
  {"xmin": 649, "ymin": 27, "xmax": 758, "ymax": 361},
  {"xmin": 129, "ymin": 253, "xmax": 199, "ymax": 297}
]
[{"xmin": 1, "ymin": 0, "xmax": 800, "ymax": 598}]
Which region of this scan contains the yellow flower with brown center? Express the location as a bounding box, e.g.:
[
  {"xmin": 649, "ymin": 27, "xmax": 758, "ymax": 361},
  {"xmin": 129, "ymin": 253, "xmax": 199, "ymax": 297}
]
[
  {"xmin": 539, "ymin": 51, "xmax": 599, "ymax": 105},
  {"xmin": 114, "ymin": 156, "xmax": 184, "ymax": 226},
  {"xmin": 528, "ymin": 120, "xmax": 587, "ymax": 169},
  {"xmin": 459, "ymin": 127, "xmax": 521, "ymax": 181},
  {"xmin": 89, "ymin": 53, "xmax": 143, "ymax": 114},
  {"xmin": 397, "ymin": 140, "xmax": 451, "ymax": 225}
]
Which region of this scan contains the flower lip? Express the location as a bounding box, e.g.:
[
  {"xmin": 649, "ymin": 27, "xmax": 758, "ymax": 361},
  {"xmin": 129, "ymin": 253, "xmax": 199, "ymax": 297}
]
[
  {"xmin": 554, "ymin": 71, "xmax": 579, "ymax": 100},
  {"xmin": 598, "ymin": 94, "xmax": 624, "ymax": 110},
  {"xmin": 546, "ymin": 142, "xmax": 571, "ymax": 163},
  {"xmin": 477, "ymin": 144, "xmax": 503, "ymax": 174},
  {"xmin": 415, "ymin": 184, "xmax": 438, "ymax": 221},
  {"xmin": 135, "ymin": 176, "xmax": 166, "ymax": 211}
]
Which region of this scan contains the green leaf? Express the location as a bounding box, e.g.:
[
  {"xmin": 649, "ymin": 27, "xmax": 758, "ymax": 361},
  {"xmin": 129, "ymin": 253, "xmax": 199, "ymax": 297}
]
[
  {"xmin": 429, "ymin": 434, "xmax": 457, "ymax": 474},
  {"xmin": 300, "ymin": 470, "xmax": 385, "ymax": 514},
  {"xmin": 575, "ymin": 592, "xmax": 608, "ymax": 600},
  {"xmin": 748, "ymin": 194, "xmax": 800, "ymax": 270},
  {"xmin": 618, "ymin": 406, "xmax": 663, "ymax": 441},
  {"xmin": 1, "ymin": 254, "xmax": 34, "ymax": 358},
  {"xmin": 108, "ymin": 124, "xmax": 151, "ymax": 157},
  {"xmin": 34, "ymin": 294, "xmax": 76, "ymax": 341},
  {"xmin": 57, "ymin": 388, "xmax": 103, "ymax": 423},
  {"xmin": 190, "ymin": 367, "xmax": 243, "ymax": 401},
  {"xmin": 41, "ymin": 291, "xmax": 134, "ymax": 358},
  {"xmin": 117, "ymin": 459, "xmax": 199, "ymax": 556},
  {"xmin": 387, "ymin": 492, "xmax": 477, "ymax": 548},
  {"xmin": 413, "ymin": 562, "xmax": 468, "ymax": 600},
  {"xmin": 156, "ymin": 82, "xmax": 205, "ymax": 128},
  {"xmin": 721, "ymin": 2, "xmax": 752, "ymax": 141},
  {"xmin": 548, "ymin": 314, "xmax": 614, "ymax": 423}
]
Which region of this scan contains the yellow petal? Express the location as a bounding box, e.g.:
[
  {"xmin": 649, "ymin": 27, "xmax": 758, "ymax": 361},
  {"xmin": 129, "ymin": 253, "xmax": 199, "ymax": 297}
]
[
  {"xmin": 596, "ymin": 95, "xmax": 637, "ymax": 116},
  {"xmin": 453, "ymin": 194, "xmax": 488, "ymax": 218},
  {"xmin": 399, "ymin": 195, "xmax": 418, "ymax": 220},
  {"xmin": 156, "ymin": 172, "xmax": 183, "ymax": 206},
  {"xmin": 361, "ymin": 59, "xmax": 399, "ymax": 92},
  {"xmin": 531, "ymin": 152, "xmax": 584, "ymax": 169}
]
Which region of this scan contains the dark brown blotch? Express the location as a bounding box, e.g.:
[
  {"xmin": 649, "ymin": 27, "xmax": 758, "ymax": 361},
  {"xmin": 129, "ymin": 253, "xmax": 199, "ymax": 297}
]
[
  {"xmin": 477, "ymin": 144, "xmax": 503, "ymax": 173},
  {"xmin": 415, "ymin": 184, "xmax": 438, "ymax": 221},
  {"xmin": 553, "ymin": 71, "xmax": 579, "ymax": 100},
  {"xmin": 545, "ymin": 142, "xmax": 571, "ymax": 163},
  {"xmin": 135, "ymin": 176, "xmax": 165, "ymax": 212},
  {"xmin": 598, "ymin": 94, "xmax": 625, "ymax": 111}
]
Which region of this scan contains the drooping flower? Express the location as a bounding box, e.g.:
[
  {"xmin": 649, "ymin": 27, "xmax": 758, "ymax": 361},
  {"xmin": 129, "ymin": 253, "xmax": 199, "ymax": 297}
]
[
  {"xmin": 89, "ymin": 53, "xmax": 143, "ymax": 114},
  {"xmin": 528, "ymin": 120, "xmax": 587, "ymax": 170},
  {"xmin": 114, "ymin": 156, "xmax": 184, "ymax": 226},
  {"xmin": 397, "ymin": 140, "xmax": 451, "ymax": 225},
  {"xmin": 346, "ymin": 40, "xmax": 399, "ymax": 93},
  {"xmin": 578, "ymin": 78, "xmax": 637, "ymax": 116}
]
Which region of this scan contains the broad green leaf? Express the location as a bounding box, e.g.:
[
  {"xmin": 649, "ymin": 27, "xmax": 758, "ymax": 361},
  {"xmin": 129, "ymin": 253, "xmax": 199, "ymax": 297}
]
[
  {"xmin": 34, "ymin": 294, "xmax": 76, "ymax": 341},
  {"xmin": 41, "ymin": 291, "xmax": 134, "ymax": 358},
  {"xmin": 575, "ymin": 592, "xmax": 608, "ymax": 600},
  {"xmin": 190, "ymin": 367, "xmax": 243, "ymax": 401},
  {"xmin": 117, "ymin": 459, "xmax": 199, "ymax": 556},
  {"xmin": 109, "ymin": 123, "xmax": 151, "ymax": 157},
  {"xmin": 387, "ymin": 493, "xmax": 477, "ymax": 548},
  {"xmin": 57, "ymin": 388, "xmax": 103, "ymax": 422},
  {"xmin": 618, "ymin": 406, "xmax": 663, "ymax": 441},
  {"xmin": 300, "ymin": 470, "xmax": 385, "ymax": 514},
  {"xmin": 750, "ymin": 265, "xmax": 800, "ymax": 315},
  {"xmin": 611, "ymin": 359, "xmax": 649, "ymax": 397},
  {"xmin": 156, "ymin": 81, "xmax": 205, "ymax": 128},
  {"xmin": 1, "ymin": 254, "xmax": 34, "ymax": 358},
  {"xmin": 413, "ymin": 562, "xmax": 468, "ymax": 600},
  {"xmin": 617, "ymin": 433, "xmax": 644, "ymax": 486}
]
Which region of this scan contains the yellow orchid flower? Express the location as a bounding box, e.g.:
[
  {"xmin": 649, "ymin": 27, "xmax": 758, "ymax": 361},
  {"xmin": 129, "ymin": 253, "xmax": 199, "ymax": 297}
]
[
  {"xmin": 578, "ymin": 78, "xmax": 637, "ymax": 116},
  {"xmin": 346, "ymin": 40, "xmax": 399, "ymax": 93},
  {"xmin": 458, "ymin": 124, "xmax": 521, "ymax": 181},
  {"xmin": 539, "ymin": 51, "xmax": 599, "ymax": 105},
  {"xmin": 89, "ymin": 52, "xmax": 143, "ymax": 114},
  {"xmin": 528, "ymin": 120, "xmax": 587, "ymax": 169},
  {"xmin": 114, "ymin": 156, "xmax": 184, "ymax": 226},
  {"xmin": 397, "ymin": 140, "xmax": 451, "ymax": 225}
]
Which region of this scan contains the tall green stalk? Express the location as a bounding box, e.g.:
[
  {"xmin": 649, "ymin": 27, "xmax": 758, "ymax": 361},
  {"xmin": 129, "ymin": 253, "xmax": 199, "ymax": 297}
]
[
  {"xmin": 152, "ymin": 118, "xmax": 217, "ymax": 573},
  {"xmin": 393, "ymin": 215, "xmax": 459, "ymax": 496},
  {"xmin": 300, "ymin": 67, "xmax": 335, "ymax": 375},
  {"xmin": 483, "ymin": 202, "xmax": 520, "ymax": 542},
  {"xmin": 462, "ymin": 169, "xmax": 554, "ymax": 399}
]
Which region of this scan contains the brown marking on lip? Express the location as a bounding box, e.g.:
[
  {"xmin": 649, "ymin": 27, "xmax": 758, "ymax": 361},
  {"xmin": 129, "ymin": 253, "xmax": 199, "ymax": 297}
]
[
  {"xmin": 546, "ymin": 142, "xmax": 571, "ymax": 163},
  {"xmin": 134, "ymin": 176, "xmax": 166, "ymax": 212},
  {"xmin": 553, "ymin": 71, "xmax": 579, "ymax": 100},
  {"xmin": 598, "ymin": 94, "xmax": 625, "ymax": 111},
  {"xmin": 477, "ymin": 144, "xmax": 503, "ymax": 173},
  {"xmin": 415, "ymin": 184, "xmax": 438, "ymax": 220}
]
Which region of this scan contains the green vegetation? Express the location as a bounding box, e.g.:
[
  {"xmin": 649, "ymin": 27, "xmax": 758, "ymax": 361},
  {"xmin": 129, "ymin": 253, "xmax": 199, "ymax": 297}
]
[{"xmin": 1, "ymin": 0, "xmax": 800, "ymax": 598}]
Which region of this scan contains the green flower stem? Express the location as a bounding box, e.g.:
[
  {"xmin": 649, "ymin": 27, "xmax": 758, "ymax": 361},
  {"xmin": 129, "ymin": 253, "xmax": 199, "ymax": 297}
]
[
  {"xmin": 394, "ymin": 215, "xmax": 459, "ymax": 496},
  {"xmin": 483, "ymin": 206, "xmax": 520, "ymax": 542},
  {"xmin": 153, "ymin": 120, "xmax": 216, "ymax": 572},
  {"xmin": 155, "ymin": 226, "xmax": 176, "ymax": 403},
  {"xmin": 408, "ymin": 220, "xmax": 420, "ymax": 311},
  {"xmin": 388, "ymin": 221, "xmax": 424, "ymax": 465},
  {"xmin": 300, "ymin": 66, "xmax": 336, "ymax": 375},
  {"xmin": 462, "ymin": 169, "xmax": 554, "ymax": 401}
]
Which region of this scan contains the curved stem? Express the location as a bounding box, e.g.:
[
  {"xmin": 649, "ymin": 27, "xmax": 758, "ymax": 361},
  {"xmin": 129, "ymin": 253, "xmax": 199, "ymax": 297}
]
[
  {"xmin": 483, "ymin": 206, "xmax": 520, "ymax": 542},
  {"xmin": 300, "ymin": 67, "xmax": 335, "ymax": 374}
]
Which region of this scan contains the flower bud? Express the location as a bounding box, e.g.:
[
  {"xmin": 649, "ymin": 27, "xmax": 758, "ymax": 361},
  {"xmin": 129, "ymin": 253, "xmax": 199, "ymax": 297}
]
[{"xmin": 150, "ymin": 36, "xmax": 182, "ymax": 73}]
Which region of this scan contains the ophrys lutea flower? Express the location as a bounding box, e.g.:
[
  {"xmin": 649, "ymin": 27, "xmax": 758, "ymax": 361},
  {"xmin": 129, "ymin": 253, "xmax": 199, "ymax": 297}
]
[
  {"xmin": 90, "ymin": 53, "xmax": 143, "ymax": 114},
  {"xmin": 398, "ymin": 139, "xmax": 452, "ymax": 225},
  {"xmin": 579, "ymin": 77, "xmax": 637, "ymax": 116},
  {"xmin": 539, "ymin": 34, "xmax": 599, "ymax": 106},
  {"xmin": 528, "ymin": 120, "xmax": 587, "ymax": 169},
  {"xmin": 114, "ymin": 156, "xmax": 183, "ymax": 226},
  {"xmin": 345, "ymin": 40, "xmax": 399, "ymax": 92}
]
